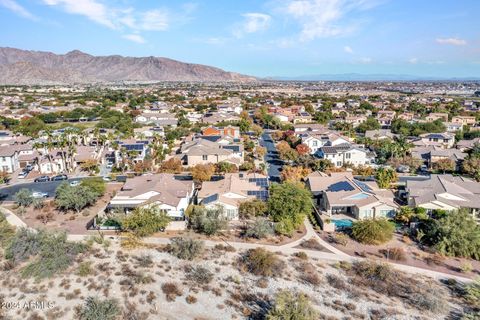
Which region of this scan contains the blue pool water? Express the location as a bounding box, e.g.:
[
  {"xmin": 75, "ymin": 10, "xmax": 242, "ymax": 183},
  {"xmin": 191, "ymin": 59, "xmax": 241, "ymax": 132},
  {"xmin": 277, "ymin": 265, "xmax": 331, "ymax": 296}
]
[{"xmin": 332, "ymin": 219, "xmax": 353, "ymax": 230}]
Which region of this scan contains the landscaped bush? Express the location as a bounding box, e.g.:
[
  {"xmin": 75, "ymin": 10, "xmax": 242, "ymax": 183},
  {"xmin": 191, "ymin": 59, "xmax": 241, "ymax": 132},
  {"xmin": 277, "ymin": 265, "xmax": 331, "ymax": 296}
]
[
  {"xmin": 121, "ymin": 206, "xmax": 170, "ymax": 237},
  {"xmin": 77, "ymin": 297, "xmax": 119, "ymax": 320},
  {"xmin": 239, "ymin": 199, "xmax": 268, "ymax": 219},
  {"xmin": 245, "ymin": 217, "xmax": 275, "ymax": 239},
  {"xmin": 240, "ymin": 248, "xmax": 284, "ymax": 277},
  {"xmin": 167, "ymin": 237, "xmax": 204, "ymax": 260},
  {"xmin": 352, "ymin": 219, "xmax": 395, "ymax": 245},
  {"xmin": 330, "ymin": 233, "xmax": 349, "ymax": 246},
  {"xmin": 188, "ymin": 206, "xmax": 228, "ymax": 236},
  {"xmin": 55, "ymin": 182, "xmax": 98, "ymax": 213},
  {"xmin": 464, "ymin": 278, "xmax": 480, "ymax": 307},
  {"xmin": 266, "ymin": 290, "xmax": 318, "ymax": 320}
]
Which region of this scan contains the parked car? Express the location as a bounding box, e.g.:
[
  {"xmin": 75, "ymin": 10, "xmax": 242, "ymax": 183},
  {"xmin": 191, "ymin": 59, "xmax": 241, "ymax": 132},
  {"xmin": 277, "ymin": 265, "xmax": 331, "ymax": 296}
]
[
  {"xmin": 34, "ymin": 176, "xmax": 50, "ymax": 183},
  {"xmin": 102, "ymin": 176, "xmax": 112, "ymax": 182},
  {"xmin": 24, "ymin": 164, "xmax": 33, "ymax": 172},
  {"xmin": 396, "ymin": 165, "xmax": 410, "ymax": 173},
  {"xmin": 32, "ymin": 191, "xmax": 48, "ymax": 198},
  {"xmin": 18, "ymin": 171, "xmax": 28, "ymax": 179},
  {"xmin": 106, "ymin": 163, "xmax": 113, "ymax": 169},
  {"xmin": 52, "ymin": 174, "xmax": 68, "ymax": 181},
  {"xmin": 69, "ymin": 180, "xmax": 80, "ymax": 187}
]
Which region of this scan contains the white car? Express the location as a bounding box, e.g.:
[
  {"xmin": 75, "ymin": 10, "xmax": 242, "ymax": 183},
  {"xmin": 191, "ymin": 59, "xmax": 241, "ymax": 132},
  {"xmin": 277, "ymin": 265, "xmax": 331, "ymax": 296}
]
[
  {"xmin": 32, "ymin": 191, "xmax": 48, "ymax": 198},
  {"xmin": 69, "ymin": 180, "xmax": 80, "ymax": 187},
  {"xmin": 18, "ymin": 171, "xmax": 28, "ymax": 179}
]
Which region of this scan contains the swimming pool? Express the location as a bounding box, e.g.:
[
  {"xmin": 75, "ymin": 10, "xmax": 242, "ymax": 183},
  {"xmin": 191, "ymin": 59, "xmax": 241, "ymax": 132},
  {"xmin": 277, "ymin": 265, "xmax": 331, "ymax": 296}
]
[{"xmin": 331, "ymin": 219, "xmax": 353, "ymax": 230}]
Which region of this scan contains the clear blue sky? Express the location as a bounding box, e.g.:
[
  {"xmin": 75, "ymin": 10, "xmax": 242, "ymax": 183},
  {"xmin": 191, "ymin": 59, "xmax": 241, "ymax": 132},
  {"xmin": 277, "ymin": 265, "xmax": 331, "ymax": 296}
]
[{"xmin": 1, "ymin": 0, "xmax": 479, "ymax": 78}]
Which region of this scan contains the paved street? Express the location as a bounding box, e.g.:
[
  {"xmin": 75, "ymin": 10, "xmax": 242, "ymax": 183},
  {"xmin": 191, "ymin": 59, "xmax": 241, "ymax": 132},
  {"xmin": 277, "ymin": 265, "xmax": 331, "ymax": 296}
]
[
  {"xmin": 0, "ymin": 177, "xmax": 85, "ymax": 201},
  {"xmin": 259, "ymin": 131, "xmax": 283, "ymax": 182}
]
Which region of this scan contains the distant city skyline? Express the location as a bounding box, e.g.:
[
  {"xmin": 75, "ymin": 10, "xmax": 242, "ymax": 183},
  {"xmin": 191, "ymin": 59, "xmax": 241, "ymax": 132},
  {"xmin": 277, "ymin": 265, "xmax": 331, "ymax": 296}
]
[{"xmin": 1, "ymin": 0, "xmax": 479, "ymax": 78}]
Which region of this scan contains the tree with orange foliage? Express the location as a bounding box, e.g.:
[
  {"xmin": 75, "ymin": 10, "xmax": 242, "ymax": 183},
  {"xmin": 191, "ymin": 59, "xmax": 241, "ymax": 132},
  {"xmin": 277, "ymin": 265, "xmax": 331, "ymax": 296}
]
[
  {"xmin": 295, "ymin": 143, "xmax": 310, "ymax": 156},
  {"xmin": 191, "ymin": 164, "xmax": 215, "ymax": 182},
  {"xmin": 280, "ymin": 166, "xmax": 312, "ymax": 182},
  {"xmin": 159, "ymin": 158, "xmax": 183, "ymax": 173}
]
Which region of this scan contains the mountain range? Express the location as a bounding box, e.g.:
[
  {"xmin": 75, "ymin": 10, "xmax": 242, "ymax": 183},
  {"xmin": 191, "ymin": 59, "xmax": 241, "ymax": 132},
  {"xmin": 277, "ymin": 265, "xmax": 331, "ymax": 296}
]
[{"xmin": 0, "ymin": 47, "xmax": 256, "ymax": 84}]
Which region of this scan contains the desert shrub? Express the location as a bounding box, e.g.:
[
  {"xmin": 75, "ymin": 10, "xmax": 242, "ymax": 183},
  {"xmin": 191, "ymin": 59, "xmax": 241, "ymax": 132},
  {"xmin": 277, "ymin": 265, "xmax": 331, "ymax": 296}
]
[
  {"xmin": 348, "ymin": 260, "xmax": 446, "ymax": 313},
  {"xmin": 133, "ymin": 254, "xmax": 153, "ymax": 268},
  {"xmin": 6, "ymin": 229, "xmax": 86, "ymax": 279},
  {"xmin": 186, "ymin": 295, "xmax": 197, "ymax": 304},
  {"xmin": 352, "ymin": 219, "xmax": 395, "ymax": 245},
  {"xmin": 77, "ymin": 297, "xmax": 119, "ymax": 320},
  {"xmin": 185, "ymin": 265, "xmax": 213, "ymax": 285},
  {"xmin": 330, "ymin": 233, "xmax": 349, "ymax": 246},
  {"xmin": 460, "ymin": 262, "xmax": 473, "ymax": 273},
  {"xmin": 266, "ymin": 290, "xmax": 317, "ymax": 320},
  {"xmin": 161, "ymin": 282, "xmax": 182, "ymax": 301},
  {"xmin": 188, "ymin": 206, "xmax": 228, "ymax": 236},
  {"xmin": 55, "ymin": 182, "xmax": 98, "ymax": 213},
  {"xmin": 167, "ymin": 237, "xmax": 204, "ymax": 260},
  {"xmin": 464, "ymin": 278, "xmax": 480, "ymax": 307},
  {"xmin": 77, "ymin": 261, "xmax": 93, "ymax": 277},
  {"xmin": 213, "ymin": 244, "xmax": 236, "ymax": 252},
  {"xmin": 80, "ymin": 177, "xmax": 106, "ymax": 197},
  {"xmin": 32, "ymin": 198, "xmax": 45, "ymax": 210},
  {"xmin": 245, "ymin": 217, "xmax": 275, "ymax": 239},
  {"xmin": 14, "ymin": 188, "xmax": 33, "ymax": 207},
  {"xmin": 379, "ymin": 247, "xmax": 406, "ymax": 261},
  {"xmin": 240, "ymin": 248, "xmax": 284, "ymax": 277},
  {"xmin": 0, "ymin": 212, "xmax": 15, "ymax": 247},
  {"xmin": 326, "ymin": 274, "xmax": 347, "ymax": 290},
  {"xmin": 294, "ymin": 252, "xmax": 308, "ymax": 260}
]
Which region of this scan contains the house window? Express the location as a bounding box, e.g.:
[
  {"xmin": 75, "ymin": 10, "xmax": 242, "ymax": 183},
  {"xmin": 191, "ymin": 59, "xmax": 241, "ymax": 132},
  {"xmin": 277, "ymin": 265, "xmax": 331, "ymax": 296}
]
[
  {"xmin": 226, "ymin": 209, "xmax": 237, "ymax": 220},
  {"xmin": 336, "ymin": 161, "xmax": 342, "ymax": 166},
  {"xmin": 345, "ymin": 153, "xmax": 351, "ymax": 159},
  {"xmin": 312, "ymin": 141, "xmax": 318, "ymax": 147},
  {"xmin": 202, "ymin": 155, "xmax": 208, "ymax": 160}
]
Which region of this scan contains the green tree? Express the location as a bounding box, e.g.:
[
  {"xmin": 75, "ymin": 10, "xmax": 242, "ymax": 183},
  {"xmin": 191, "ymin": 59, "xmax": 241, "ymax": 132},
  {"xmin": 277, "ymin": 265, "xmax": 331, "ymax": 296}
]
[
  {"xmin": 356, "ymin": 117, "xmax": 381, "ymax": 134},
  {"xmin": 395, "ymin": 206, "xmax": 415, "ymax": 224},
  {"xmin": 268, "ymin": 182, "xmax": 312, "ymax": 236},
  {"xmin": 80, "ymin": 177, "xmax": 106, "ymax": 197},
  {"xmin": 55, "ymin": 183, "xmax": 98, "ymax": 213},
  {"xmin": 121, "ymin": 206, "xmax": 171, "ymax": 237},
  {"xmin": 352, "ymin": 219, "xmax": 395, "ymax": 245},
  {"xmin": 375, "ymin": 167, "xmax": 398, "ymax": 189},
  {"xmin": 14, "ymin": 188, "xmax": 33, "ymax": 207},
  {"xmin": 266, "ymin": 290, "xmax": 318, "ymax": 320},
  {"xmin": 463, "ymin": 157, "xmax": 480, "ymax": 181},
  {"xmin": 239, "ymin": 199, "xmax": 268, "ymax": 219},
  {"xmin": 424, "ymin": 210, "xmax": 480, "ymax": 259}
]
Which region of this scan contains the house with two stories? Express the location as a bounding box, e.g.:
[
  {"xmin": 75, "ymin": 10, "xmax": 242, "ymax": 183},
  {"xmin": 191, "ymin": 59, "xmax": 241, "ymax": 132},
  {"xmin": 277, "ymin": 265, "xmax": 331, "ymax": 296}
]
[
  {"xmin": 179, "ymin": 138, "xmax": 244, "ymax": 166},
  {"xmin": 317, "ymin": 144, "xmax": 375, "ymax": 167}
]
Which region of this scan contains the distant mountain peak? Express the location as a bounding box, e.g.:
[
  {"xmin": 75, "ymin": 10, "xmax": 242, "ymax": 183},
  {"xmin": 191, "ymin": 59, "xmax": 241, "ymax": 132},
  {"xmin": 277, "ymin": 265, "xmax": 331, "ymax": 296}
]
[{"xmin": 0, "ymin": 47, "xmax": 256, "ymax": 84}]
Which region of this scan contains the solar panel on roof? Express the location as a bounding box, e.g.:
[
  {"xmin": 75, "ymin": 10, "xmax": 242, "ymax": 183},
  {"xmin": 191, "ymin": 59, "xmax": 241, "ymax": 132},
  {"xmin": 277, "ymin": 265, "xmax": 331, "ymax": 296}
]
[
  {"xmin": 248, "ymin": 178, "xmax": 269, "ymax": 187},
  {"xmin": 247, "ymin": 190, "xmax": 269, "ymax": 200},
  {"xmin": 202, "ymin": 194, "xmax": 219, "ymax": 204}
]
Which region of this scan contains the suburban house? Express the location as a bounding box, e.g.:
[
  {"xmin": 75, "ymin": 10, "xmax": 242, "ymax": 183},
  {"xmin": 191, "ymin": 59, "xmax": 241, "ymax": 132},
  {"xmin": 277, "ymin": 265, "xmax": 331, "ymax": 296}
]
[
  {"xmin": 376, "ymin": 110, "xmax": 396, "ymax": 128},
  {"xmin": 197, "ymin": 173, "xmax": 269, "ymax": 220},
  {"xmin": 445, "ymin": 122, "xmax": 463, "ymax": 133},
  {"xmin": 414, "ymin": 132, "xmax": 455, "ymax": 149},
  {"xmin": 108, "ymin": 174, "xmax": 195, "ymax": 219},
  {"xmin": 452, "ymin": 116, "xmax": 476, "ymax": 126},
  {"xmin": 306, "ymin": 171, "xmax": 399, "ymax": 219},
  {"xmin": 406, "ymin": 174, "xmax": 480, "ymax": 220},
  {"xmin": 428, "ymin": 149, "xmax": 467, "ymax": 169},
  {"xmin": 202, "ymin": 125, "xmax": 240, "ymax": 139},
  {"xmin": 343, "ymin": 115, "xmax": 367, "ymax": 127},
  {"xmin": 365, "ymin": 129, "xmax": 396, "ymax": 140},
  {"xmin": 293, "ymin": 123, "xmax": 327, "ymax": 134},
  {"xmin": 0, "ymin": 145, "xmax": 20, "ymax": 173},
  {"xmin": 300, "ymin": 131, "xmax": 351, "ymax": 155},
  {"xmin": 317, "ymin": 144, "xmax": 375, "ymax": 167},
  {"xmin": 426, "ymin": 113, "xmax": 449, "ymax": 122},
  {"xmin": 115, "ymin": 140, "xmax": 150, "ymax": 163},
  {"xmin": 202, "ymin": 112, "xmax": 240, "ymax": 124},
  {"xmin": 179, "ymin": 138, "xmax": 244, "ymax": 166},
  {"xmin": 456, "ymin": 138, "xmax": 480, "ymax": 152},
  {"xmin": 135, "ymin": 113, "xmax": 177, "ymax": 127}
]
